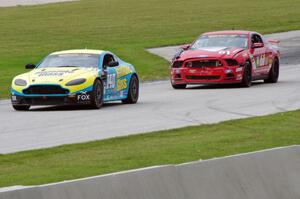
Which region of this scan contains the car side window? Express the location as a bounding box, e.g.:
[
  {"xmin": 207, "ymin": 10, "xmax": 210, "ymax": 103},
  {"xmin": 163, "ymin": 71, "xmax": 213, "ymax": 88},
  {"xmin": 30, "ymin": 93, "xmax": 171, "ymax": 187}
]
[
  {"xmin": 102, "ymin": 54, "xmax": 115, "ymax": 69},
  {"xmin": 251, "ymin": 34, "xmax": 263, "ymax": 45}
]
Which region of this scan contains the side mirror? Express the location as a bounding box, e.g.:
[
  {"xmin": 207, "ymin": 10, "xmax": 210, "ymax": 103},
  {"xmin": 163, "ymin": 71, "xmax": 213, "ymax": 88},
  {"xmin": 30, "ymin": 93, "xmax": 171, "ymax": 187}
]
[
  {"xmin": 25, "ymin": 63, "xmax": 36, "ymax": 69},
  {"xmin": 108, "ymin": 61, "xmax": 119, "ymax": 67},
  {"xmin": 181, "ymin": 44, "xmax": 191, "ymax": 51},
  {"xmin": 252, "ymin": 42, "xmax": 264, "ymax": 49}
]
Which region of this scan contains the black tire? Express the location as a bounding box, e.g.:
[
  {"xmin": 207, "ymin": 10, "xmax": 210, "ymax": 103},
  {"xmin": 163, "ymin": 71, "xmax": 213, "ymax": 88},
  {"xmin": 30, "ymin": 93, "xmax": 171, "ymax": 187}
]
[
  {"xmin": 122, "ymin": 75, "xmax": 139, "ymax": 104},
  {"xmin": 171, "ymin": 83, "xmax": 187, "ymax": 89},
  {"xmin": 264, "ymin": 58, "xmax": 279, "ymax": 83},
  {"xmin": 241, "ymin": 62, "xmax": 252, "ymax": 87},
  {"xmin": 90, "ymin": 79, "xmax": 104, "ymax": 109},
  {"xmin": 12, "ymin": 105, "xmax": 30, "ymax": 111}
]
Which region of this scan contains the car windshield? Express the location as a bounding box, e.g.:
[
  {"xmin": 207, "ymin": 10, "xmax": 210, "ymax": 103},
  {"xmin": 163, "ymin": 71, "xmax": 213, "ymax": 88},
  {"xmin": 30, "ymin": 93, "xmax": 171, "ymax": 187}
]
[
  {"xmin": 38, "ymin": 53, "xmax": 100, "ymax": 68},
  {"xmin": 190, "ymin": 34, "xmax": 249, "ymax": 49}
]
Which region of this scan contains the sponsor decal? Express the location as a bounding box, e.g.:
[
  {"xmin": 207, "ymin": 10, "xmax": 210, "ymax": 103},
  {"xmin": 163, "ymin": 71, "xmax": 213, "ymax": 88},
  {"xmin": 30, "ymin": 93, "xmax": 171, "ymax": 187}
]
[
  {"xmin": 200, "ymin": 47, "xmax": 227, "ymax": 52},
  {"xmin": 269, "ymin": 57, "xmax": 273, "ymax": 66},
  {"xmin": 236, "ymin": 74, "xmax": 242, "ymax": 80},
  {"xmin": 254, "ymin": 53, "xmax": 269, "ymax": 68},
  {"xmin": 35, "ymin": 70, "xmax": 74, "ymax": 77},
  {"xmin": 77, "ymin": 91, "xmax": 90, "ymax": 101},
  {"xmin": 117, "ymin": 78, "xmax": 127, "ymax": 91},
  {"xmin": 116, "ymin": 66, "xmax": 132, "ymax": 77},
  {"xmin": 197, "ymin": 55, "xmax": 209, "ymax": 58},
  {"xmin": 242, "ymin": 52, "xmax": 248, "ymax": 57},
  {"xmin": 225, "ymin": 69, "xmax": 233, "ymax": 73},
  {"xmin": 119, "ymin": 90, "xmax": 128, "ymax": 98},
  {"xmin": 218, "ymin": 50, "xmax": 231, "ymax": 55},
  {"xmin": 261, "ymin": 54, "xmax": 266, "ymax": 66},
  {"xmin": 236, "ymin": 67, "xmax": 243, "ymax": 72},
  {"xmin": 256, "ymin": 56, "xmax": 261, "ymax": 67},
  {"xmin": 58, "ymin": 54, "xmax": 93, "ymax": 57},
  {"xmin": 249, "ymin": 54, "xmax": 257, "ymax": 69}
]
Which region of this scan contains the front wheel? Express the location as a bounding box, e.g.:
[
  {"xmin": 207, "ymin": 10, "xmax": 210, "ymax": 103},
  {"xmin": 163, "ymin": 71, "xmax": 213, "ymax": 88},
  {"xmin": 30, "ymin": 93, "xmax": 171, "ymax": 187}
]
[
  {"xmin": 241, "ymin": 62, "xmax": 252, "ymax": 87},
  {"xmin": 12, "ymin": 105, "xmax": 30, "ymax": 111},
  {"xmin": 264, "ymin": 59, "xmax": 279, "ymax": 83},
  {"xmin": 90, "ymin": 79, "xmax": 104, "ymax": 109},
  {"xmin": 122, "ymin": 75, "xmax": 139, "ymax": 104}
]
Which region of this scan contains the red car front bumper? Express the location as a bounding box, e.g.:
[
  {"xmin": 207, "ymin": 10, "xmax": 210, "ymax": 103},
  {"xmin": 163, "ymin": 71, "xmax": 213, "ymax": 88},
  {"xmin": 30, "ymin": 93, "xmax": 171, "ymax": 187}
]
[{"xmin": 171, "ymin": 59, "xmax": 244, "ymax": 85}]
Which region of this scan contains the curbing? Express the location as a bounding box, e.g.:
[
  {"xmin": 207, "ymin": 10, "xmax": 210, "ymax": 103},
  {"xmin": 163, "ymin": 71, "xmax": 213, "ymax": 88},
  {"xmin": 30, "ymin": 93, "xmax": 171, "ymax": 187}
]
[{"xmin": 1, "ymin": 146, "xmax": 300, "ymax": 199}]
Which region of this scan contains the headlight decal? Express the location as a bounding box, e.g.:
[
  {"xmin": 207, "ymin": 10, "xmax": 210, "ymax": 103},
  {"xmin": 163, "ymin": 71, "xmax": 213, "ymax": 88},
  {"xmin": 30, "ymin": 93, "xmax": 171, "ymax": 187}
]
[
  {"xmin": 66, "ymin": 78, "xmax": 86, "ymax": 86},
  {"xmin": 14, "ymin": 79, "xmax": 27, "ymax": 86}
]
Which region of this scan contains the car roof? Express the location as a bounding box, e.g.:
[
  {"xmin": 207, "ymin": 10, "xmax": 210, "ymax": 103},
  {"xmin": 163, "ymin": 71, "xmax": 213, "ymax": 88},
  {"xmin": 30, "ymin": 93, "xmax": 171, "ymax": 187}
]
[
  {"xmin": 50, "ymin": 49, "xmax": 105, "ymax": 55},
  {"xmin": 202, "ymin": 30, "xmax": 254, "ymax": 36}
]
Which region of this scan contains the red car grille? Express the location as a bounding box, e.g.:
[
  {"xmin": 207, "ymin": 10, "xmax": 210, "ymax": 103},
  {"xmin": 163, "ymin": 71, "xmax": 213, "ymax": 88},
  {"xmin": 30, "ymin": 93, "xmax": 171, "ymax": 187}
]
[
  {"xmin": 186, "ymin": 75, "xmax": 221, "ymax": 80},
  {"xmin": 187, "ymin": 60, "xmax": 221, "ymax": 68}
]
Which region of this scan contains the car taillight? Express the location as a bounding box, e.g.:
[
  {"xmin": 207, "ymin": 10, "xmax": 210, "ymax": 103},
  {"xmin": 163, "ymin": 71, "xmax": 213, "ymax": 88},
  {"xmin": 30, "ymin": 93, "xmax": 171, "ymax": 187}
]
[{"xmin": 172, "ymin": 61, "xmax": 183, "ymax": 68}]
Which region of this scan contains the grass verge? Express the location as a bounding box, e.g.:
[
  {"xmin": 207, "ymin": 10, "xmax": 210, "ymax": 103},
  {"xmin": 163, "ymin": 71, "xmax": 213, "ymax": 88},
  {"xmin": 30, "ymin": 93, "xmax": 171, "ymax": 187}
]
[
  {"xmin": 1, "ymin": 0, "xmax": 300, "ymax": 98},
  {"xmin": 0, "ymin": 109, "xmax": 300, "ymax": 188}
]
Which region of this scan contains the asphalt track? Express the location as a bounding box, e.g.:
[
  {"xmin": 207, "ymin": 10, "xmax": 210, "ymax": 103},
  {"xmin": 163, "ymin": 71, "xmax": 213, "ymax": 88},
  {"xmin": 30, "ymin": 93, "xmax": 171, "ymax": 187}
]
[{"xmin": 0, "ymin": 31, "xmax": 300, "ymax": 154}]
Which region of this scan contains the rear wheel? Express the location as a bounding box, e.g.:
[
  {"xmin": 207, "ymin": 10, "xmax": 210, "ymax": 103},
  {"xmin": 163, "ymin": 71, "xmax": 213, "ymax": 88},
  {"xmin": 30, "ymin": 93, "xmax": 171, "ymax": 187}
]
[
  {"xmin": 122, "ymin": 75, "xmax": 139, "ymax": 104},
  {"xmin": 12, "ymin": 105, "xmax": 30, "ymax": 111},
  {"xmin": 90, "ymin": 79, "xmax": 103, "ymax": 109},
  {"xmin": 264, "ymin": 58, "xmax": 279, "ymax": 83},
  {"xmin": 241, "ymin": 62, "xmax": 252, "ymax": 87}
]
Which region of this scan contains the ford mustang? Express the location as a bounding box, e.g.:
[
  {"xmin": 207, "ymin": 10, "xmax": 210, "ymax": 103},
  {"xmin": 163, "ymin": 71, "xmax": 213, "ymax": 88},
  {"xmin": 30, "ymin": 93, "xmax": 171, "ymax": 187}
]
[
  {"xmin": 170, "ymin": 30, "xmax": 280, "ymax": 89},
  {"xmin": 11, "ymin": 49, "xmax": 139, "ymax": 110}
]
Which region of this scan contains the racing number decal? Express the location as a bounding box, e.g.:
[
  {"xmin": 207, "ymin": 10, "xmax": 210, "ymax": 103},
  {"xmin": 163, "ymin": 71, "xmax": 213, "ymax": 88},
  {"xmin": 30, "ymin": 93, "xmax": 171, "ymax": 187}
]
[
  {"xmin": 106, "ymin": 74, "xmax": 116, "ymax": 89},
  {"xmin": 105, "ymin": 67, "xmax": 130, "ymax": 91},
  {"xmin": 105, "ymin": 68, "xmax": 129, "ymax": 91}
]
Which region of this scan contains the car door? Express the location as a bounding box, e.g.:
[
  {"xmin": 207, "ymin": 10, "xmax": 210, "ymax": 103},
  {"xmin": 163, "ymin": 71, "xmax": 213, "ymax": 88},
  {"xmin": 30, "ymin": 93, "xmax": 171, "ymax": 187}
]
[
  {"xmin": 249, "ymin": 34, "xmax": 269, "ymax": 78},
  {"xmin": 112, "ymin": 54, "xmax": 131, "ymax": 99},
  {"xmin": 261, "ymin": 37, "xmax": 274, "ymax": 76}
]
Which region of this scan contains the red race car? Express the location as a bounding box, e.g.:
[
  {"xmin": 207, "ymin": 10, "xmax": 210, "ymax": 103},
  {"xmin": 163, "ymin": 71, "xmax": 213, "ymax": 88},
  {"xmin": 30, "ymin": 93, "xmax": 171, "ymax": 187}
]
[{"xmin": 170, "ymin": 30, "xmax": 280, "ymax": 89}]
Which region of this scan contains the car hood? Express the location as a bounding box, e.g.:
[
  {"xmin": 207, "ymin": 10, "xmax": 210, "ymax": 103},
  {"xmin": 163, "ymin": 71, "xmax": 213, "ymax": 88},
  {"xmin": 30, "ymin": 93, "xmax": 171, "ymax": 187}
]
[
  {"xmin": 24, "ymin": 67, "xmax": 97, "ymax": 84},
  {"xmin": 178, "ymin": 47, "xmax": 245, "ymax": 60}
]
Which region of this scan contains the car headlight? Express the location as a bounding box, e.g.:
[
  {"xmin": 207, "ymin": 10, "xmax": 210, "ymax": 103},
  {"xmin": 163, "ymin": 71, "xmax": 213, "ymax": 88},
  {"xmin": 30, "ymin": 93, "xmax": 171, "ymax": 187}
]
[
  {"xmin": 66, "ymin": 78, "xmax": 86, "ymax": 86},
  {"xmin": 14, "ymin": 79, "xmax": 27, "ymax": 86}
]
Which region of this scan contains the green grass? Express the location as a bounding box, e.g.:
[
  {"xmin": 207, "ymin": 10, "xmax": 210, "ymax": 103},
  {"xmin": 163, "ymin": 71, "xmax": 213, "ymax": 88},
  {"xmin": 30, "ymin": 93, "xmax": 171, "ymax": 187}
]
[
  {"xmin": 0, "ymin": 0, "xmax": 300, "ymax": 98},
  {"xmin": 0, "ymin": 109, "xmax": 300, "ymax": 187}
]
